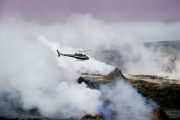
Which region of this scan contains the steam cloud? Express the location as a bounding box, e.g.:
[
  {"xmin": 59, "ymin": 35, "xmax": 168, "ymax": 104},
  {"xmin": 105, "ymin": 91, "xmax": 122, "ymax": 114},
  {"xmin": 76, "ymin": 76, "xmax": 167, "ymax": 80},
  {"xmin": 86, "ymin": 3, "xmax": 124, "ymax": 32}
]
[
  {"xmin": 0, "ymin": 14, "xmax": 180, "ymax": 119},
  {"xmin": 0, "ymin": 22, "xmax": 103, "ymax": 118},
  {"xmin": 100, "ymin": 80, "xmax": 157, "ymax": 120}
]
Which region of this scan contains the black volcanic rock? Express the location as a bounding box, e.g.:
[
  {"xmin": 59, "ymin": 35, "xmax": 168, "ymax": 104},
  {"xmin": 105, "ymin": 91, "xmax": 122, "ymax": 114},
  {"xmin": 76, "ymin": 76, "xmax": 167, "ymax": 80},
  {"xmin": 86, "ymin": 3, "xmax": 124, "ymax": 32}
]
[{"xmin": 80, "ymin": 68, "xmax": 180, "ymax": 119}]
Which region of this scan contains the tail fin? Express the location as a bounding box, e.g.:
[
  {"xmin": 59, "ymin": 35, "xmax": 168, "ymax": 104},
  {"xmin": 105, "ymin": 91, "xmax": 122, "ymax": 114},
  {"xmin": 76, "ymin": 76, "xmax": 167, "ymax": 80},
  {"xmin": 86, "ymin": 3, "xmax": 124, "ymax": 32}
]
[{"xmin": 57, "ymin": 50, "xmax": 60, "ymax": 57}]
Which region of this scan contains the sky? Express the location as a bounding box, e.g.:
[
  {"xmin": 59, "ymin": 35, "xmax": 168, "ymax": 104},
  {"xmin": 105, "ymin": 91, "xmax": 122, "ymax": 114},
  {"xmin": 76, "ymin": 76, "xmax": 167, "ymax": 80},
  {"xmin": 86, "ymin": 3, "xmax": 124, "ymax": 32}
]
[{"xmin": 0, "ymin": 0, "xmax": 180, "ymax": 22}]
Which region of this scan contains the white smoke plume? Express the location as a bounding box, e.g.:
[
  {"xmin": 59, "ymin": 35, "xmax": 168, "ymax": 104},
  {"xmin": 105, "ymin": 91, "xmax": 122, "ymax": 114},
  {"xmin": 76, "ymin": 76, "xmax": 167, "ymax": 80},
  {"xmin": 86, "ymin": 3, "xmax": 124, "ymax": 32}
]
[
  {"xmin": 0, "ymin": 20, "xmax": 103, "ymax": 118},
  {"xmin": 100, "ymin": 80, "xmax": 157, "ymax": 120},
  {"xmin": 2, "ymin": 14, "xmax": 180, "ymax": 77},
  {"xmin": 0, "ymin": 14, "xmax": 180, "ymax": 119}
]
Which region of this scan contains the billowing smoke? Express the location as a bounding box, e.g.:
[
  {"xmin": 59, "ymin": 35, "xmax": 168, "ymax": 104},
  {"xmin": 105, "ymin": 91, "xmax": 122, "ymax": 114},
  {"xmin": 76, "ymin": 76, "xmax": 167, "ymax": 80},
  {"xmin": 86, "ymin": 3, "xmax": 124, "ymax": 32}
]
[
  {"xmin": 2, "ymin": 14, "xmax": 180, "ymax": 77},
  {"xmin": 99, "ymin": 80, "xmax": 157, "ymax": 120},
  {"xmin": 0, "ymin": 22, "xmax": 103, "ymax": 118},
  {"xmin": 0, "ymin": 14, "xmax": 180, "ymax": 119}
]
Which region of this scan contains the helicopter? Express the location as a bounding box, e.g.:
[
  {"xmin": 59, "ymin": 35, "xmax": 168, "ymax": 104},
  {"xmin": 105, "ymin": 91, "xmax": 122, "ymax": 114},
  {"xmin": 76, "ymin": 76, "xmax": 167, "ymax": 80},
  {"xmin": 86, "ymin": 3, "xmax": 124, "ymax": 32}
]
[{"xmin": 56, "ymin": 50, "xmax": 89, "ymax": 60}]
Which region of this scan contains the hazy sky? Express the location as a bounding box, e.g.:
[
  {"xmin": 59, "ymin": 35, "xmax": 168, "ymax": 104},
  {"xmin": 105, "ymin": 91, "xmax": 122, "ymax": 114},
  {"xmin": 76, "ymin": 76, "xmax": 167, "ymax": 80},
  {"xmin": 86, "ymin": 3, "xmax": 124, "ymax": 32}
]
[{"xmin": 0, "ymin": 0, "xmax": 180, "ymax": 22}]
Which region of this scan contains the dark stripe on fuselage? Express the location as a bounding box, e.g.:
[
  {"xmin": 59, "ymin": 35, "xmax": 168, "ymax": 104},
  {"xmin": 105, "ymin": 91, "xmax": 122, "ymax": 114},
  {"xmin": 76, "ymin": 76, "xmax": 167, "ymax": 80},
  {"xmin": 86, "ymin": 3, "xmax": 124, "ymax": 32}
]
[{"xmin": 61, "ymin": 54, "xmax": 89, "ymax": 60}]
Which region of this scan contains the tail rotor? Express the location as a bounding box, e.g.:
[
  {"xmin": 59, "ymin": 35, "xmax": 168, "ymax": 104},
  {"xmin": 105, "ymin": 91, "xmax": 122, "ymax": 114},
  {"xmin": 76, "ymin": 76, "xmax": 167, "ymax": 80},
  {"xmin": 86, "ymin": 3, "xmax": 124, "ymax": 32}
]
[{"xmin": 57, "ymin": 50, "xmax": 61, "ymax": 57}]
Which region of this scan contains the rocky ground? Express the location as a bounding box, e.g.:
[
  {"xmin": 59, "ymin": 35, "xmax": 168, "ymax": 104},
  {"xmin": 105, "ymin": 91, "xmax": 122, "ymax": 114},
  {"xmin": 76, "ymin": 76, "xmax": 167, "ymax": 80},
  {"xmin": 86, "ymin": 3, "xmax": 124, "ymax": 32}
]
[
  {"xmin": 81, "ymin": 68, "xmax": 180, "ymax": 120},
  {"xmin": 1, "ymin": 68, "xmax": 180, "ymax": 120}
]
